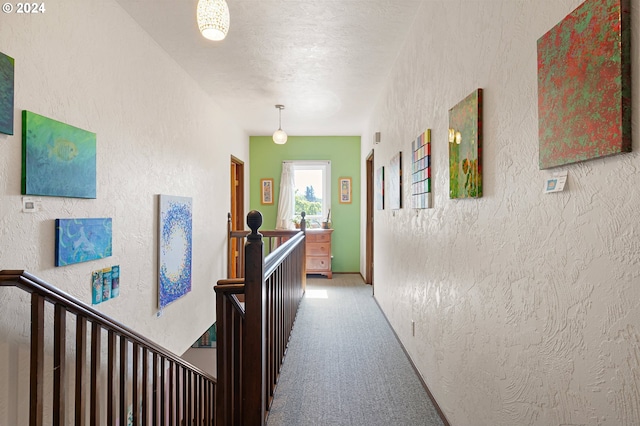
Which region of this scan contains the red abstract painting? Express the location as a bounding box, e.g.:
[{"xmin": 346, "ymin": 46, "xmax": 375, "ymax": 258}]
[{"xmin": 537, "ymin": 0, "xmax": 631, "ymax": 169}]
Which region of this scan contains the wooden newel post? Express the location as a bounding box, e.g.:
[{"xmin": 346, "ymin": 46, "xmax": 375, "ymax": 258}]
[{"xmin": 243, "ymin": 210, "xmax": 266, "ymax": 425}]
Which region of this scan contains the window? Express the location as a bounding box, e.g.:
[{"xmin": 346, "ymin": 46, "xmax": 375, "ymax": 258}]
[{"xmin": 291, "ymin": 161, "xmax": 331, "ymax": 224}]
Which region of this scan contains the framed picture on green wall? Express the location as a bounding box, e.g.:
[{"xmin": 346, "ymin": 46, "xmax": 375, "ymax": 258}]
[
  {"xmin": 260, "ymin": 178, "xmax": 274, "ymax": 204},
  {"xmin": 339, "ymin": 177, "xmax": 351, "ymax": 204}
]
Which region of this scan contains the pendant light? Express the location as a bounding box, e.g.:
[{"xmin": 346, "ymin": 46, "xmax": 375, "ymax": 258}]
[
  {"xmin": 197, "ymin": 0, "xmax": 230, "ymax": 41},
  {"xmin": 273, "ymin": 105, "xmax": 287, "ymax": 144}
]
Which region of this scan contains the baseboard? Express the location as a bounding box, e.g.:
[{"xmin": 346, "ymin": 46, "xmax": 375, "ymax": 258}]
[{"xmin": 372, "ymin": 296, "xmax": 451, "ymax": 426}]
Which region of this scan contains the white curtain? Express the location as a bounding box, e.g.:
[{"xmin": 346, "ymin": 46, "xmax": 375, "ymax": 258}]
[{"xmin": 276, "ymin": 162, "xmax": 295, "ymax": 229}]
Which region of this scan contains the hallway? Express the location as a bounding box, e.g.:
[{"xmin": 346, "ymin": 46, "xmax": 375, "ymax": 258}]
[{"xmin": 266, "ymin": 274, "xmax": 446, "ymax": 426}]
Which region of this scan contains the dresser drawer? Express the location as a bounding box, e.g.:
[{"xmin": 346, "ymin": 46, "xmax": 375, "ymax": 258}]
[
  {"xmin": 306, "ymin": 242, "xmax": 330, "ymax": 256},
  {"xmin": 306, "ymin": 232, "xmax": 331, "ymax": 243},
  {"xmin": 304, "ymin": 229, "xmax": 333, "ymax": 278},
  {"xmin": 306, "ymin": 257, "xmax": 330, "ymax": 271}
]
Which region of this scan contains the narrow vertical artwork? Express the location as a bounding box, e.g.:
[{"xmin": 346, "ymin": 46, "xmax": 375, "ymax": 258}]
[
  {"xmin": 339, "ymin": 177, "xmax": 352, "ymax": 204},
  {"xmin": 22, "ymin": 111, "xmax": 97, "ymax": 198},
  {"xmin": 111, "ymin": 265, "xmax": 120, "ymax": 298},
  {"xmin": 537, "ymin": 0, "xmax": 631, "ymax": 169},
  {"xmin": 102, "ymin": 267, "xmax": 112, "ymax": 302},
  {"xmin": 412, "ymin": 129, "xmax": 432, "ymax": 208},
  {"xmin": 0, "ymin": 51, "xmax": 14, "ymax": 135},
  {"xmin": 55, "ymin": 218, "xmax": 113, "ymax": 266},
  {"xmin": 449, "ymin": 89, "xmax": 483, "ymax": 199},
  {"xmin": 260, "ymin": 178, "xmax": 274, "ymax": 205},
  {"xmin": 388, "ymin": 152, "xmax": 402, "ymax": 210},
  {"xmin": 375, "ymin": 166, "xmax": 384, "ymax": 210},
  {"xmin": 91, "ymin": 269, "xmax": 103, "ymax": 305},
  {"xmin": 158, "ymin": 195, "xmax": 193, "ymax": 309}
]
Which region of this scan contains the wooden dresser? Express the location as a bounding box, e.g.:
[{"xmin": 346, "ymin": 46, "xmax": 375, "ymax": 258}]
[{"xmin": 305, "ymin": 229, "xmax": 333, "ymax": 278}]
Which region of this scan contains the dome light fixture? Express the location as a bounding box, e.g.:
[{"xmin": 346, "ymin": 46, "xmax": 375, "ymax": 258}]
[
  {"xmin": 197, "ymin": 0, "xmax": 230, "ymax": 41},
  {"xmin": 273, "ymin": 105, "xmax": 287, "ymax": 144}
]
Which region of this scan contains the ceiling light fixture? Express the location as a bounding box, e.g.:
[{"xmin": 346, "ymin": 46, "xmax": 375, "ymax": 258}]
[
  {"xmin": 273, "ymin": 105, "xmax": 287, "ymax": 144},
  {"xmin": 197, "ymin": 0, "xmax": 230, "ymax": 41}
]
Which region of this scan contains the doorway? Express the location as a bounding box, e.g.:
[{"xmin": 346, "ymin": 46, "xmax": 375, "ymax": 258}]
[
  {"xmin": 230, "ymin": 156, "xmax": 244, "ymax": 278},
  {"xmin": 365, "ymin": 150, "xmax": 374, "ymax": 286}
]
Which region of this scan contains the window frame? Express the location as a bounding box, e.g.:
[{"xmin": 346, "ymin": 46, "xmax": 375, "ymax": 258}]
[{"xmin": 289, "ymin": 160, "xmax": 331, "ymax": 223}]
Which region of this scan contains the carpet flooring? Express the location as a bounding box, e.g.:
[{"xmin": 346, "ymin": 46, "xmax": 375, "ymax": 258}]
[{"xmin": 266, "ymin": 274, "xmax": 446, "ymax": 426}]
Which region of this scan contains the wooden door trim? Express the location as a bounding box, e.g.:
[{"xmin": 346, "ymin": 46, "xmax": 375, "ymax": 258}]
[
  {"xmin": 365, "ymin": 150, "xmax": 374, "ymax": 285},
  {"xmin": 231, "ymin": 156, "xmax": 245, "ymax": 230},
  {"xmin": 230, "ymin": 156, "xmax": 245, "ymax": 278}
]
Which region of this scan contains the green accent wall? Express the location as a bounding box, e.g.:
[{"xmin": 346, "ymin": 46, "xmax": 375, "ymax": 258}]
[{"xmin": 249, "ymin": 136, "xmax": 361, "ymax": 273}]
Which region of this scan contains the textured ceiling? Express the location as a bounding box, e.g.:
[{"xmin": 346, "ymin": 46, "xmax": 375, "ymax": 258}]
[{"xmin": 114, "ymin": 0, "xmax": 424, "ymax": 136}]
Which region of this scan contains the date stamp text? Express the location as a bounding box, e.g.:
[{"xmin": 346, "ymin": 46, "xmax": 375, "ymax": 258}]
[{"xmin": 2, "ymin": 2, "xmax": 46, "ymax": 13}]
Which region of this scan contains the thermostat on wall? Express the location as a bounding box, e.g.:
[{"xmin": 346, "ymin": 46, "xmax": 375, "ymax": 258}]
[
  {"xmin": 543, "ymin": 171, "xmax": 568, "ymax": 194},
  {"xmin": 22, "ymin": 197, "xmax": 41, "ymax": 213}
]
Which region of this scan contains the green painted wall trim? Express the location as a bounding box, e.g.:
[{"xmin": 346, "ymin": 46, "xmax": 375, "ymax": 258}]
[{"xmin": 249, "ymin": 136, "xmax": 361, "ymax": 273}]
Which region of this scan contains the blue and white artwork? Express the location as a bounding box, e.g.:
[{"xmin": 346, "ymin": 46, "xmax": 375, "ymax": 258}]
[
  {"xmin": 55, "ymin": 218, "xmax": 112, "ymax": 266},
  {"xmin": 158, "ymin": 195, "xmax": 193, "ymax": 309}
]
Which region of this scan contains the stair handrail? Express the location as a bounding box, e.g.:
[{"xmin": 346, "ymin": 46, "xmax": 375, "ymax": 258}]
[
  {"xmin": 215, "ymin": 210, "xmax": 306, "ymax": 425},
  {"xmin": 264, "ymin": 231, "xmax": 305, "ymax": 278},
  {"xmin": 0, "ymin": 269, "xmax": 213, "ymax": 378},
  {"xmin": 0, "ymin": 269, "xmax": 216, "ymax": 425},
  {"xmin": 227, "ymin": 211, "xmax": 306, "ymax": 278}
]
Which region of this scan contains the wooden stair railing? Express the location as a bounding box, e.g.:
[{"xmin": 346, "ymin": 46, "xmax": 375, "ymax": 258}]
[
  {"xmin": 0, "ymin": 270, "xmax": 216, "ymax": 426},
  {"xmin": 227, "ymin": 211, "xmax": 306, "ymax": 278},
  {"xmin": 215, "ymin": 210, "xmax": 306, "ymax": 425}
]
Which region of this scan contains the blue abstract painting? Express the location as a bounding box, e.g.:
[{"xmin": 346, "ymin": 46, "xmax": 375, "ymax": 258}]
[
  {"xmin": 158, "ymin": 195, "xmax": 193, "ymax": 309},
  {"xmin": 0, "ymin": 51, "xmax": 14, "ymax": 135},
  {"xmin": 22, "ymin": 110, "xmax": 97, "ymax": 198},
  {"xmin": 55, "ymin": 218, "xmax": 112, "ymax": 266}
]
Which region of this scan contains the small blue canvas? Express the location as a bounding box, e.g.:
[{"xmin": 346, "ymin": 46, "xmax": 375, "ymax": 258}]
[{"xmin": 55, "ymin": 218, "xmax": 112, "ymax": 266}]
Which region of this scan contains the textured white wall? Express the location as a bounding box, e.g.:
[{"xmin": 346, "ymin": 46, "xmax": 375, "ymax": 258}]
[
  {"xmin": 0, "ymin": 0, "xmax": 245, "ymax": 377},
  {"xmin": 362, "ymin": 0, "xmax": 640, "ymax": 425}
]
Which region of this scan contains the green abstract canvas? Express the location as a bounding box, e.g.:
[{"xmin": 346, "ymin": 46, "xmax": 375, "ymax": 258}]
[
  {"xmin": 0, "ymin": 52, "xmax": 14, "ymax": 135},
  {"xmin": 22, "ymin": 110, "xmax": 97, "ymax": 198},
  {"xmin": 449, "ymin": 89, "xmax": 483, "ymax": 199}
]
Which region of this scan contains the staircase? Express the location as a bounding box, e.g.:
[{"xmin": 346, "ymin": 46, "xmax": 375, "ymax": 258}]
[{"xmin": 0, "ymin": 210, "xmax": 306, "ymax": 426}]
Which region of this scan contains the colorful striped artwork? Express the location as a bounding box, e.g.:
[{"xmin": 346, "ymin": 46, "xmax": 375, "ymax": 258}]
[
  {"xmin": 158, "ymin": 195, "xmax": 193, "ymax": 309},
  {"xmin": 449, "ymin": 89, "xmax": 483, "ymax": 199},
  {"xmin": 537, "ymin": 0, "xmax": 631, "ymax": 169},
  {"xmin": 411, "ymin": 129, "xmax": 431, "ymax": 209},
  {"xmin": 91, "ymin": 265, "xmax": 120, "ymax": 305}
]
